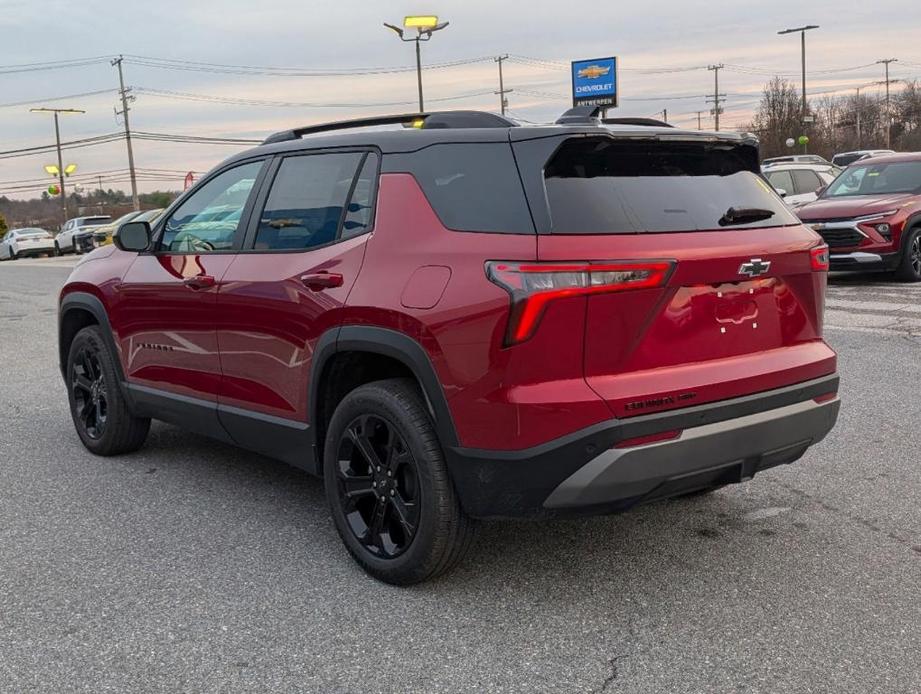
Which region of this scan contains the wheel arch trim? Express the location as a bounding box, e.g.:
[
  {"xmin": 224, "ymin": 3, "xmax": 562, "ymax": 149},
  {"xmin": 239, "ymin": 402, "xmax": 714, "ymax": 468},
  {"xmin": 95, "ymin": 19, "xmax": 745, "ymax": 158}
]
[
  {"xmin": 58, "ymin": 292, "xmax": 125, "ymax": 385},
  {"xmin": 309, "ymin": 325, "xmax": 459, "ymax": 449}
]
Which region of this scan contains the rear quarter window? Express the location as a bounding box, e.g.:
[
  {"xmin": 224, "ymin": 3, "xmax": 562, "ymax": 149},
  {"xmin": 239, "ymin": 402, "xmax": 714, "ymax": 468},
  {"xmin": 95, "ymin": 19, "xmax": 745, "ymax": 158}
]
[{"xmin": 383, "ymin": 143, "xmax": 534, "ymax": 233}]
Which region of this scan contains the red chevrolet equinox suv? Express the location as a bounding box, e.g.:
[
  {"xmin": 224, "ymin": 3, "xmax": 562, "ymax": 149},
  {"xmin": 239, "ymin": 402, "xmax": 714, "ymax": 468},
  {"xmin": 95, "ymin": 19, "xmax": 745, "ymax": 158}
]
[
  {"xmin": 59, "ymin": 109, "xmax": 840, "ymax": 584},
  {"xmin": 796, "ymin": 152, "xmax": 921, "ymax": 281}
]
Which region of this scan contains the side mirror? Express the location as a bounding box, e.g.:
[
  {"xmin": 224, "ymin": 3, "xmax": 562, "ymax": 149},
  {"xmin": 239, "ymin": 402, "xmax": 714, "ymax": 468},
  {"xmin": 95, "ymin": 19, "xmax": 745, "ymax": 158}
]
[
  {"xmin": 114, "ymin": 221, "xmax": 151, "ymax": 252},
  {"xmin": 815, "ymin": 185, "xmax": 827, "ymax": 197},
  {"xmin": 775, "ymin": 188, "xmax": 788, "ymax": 198}
]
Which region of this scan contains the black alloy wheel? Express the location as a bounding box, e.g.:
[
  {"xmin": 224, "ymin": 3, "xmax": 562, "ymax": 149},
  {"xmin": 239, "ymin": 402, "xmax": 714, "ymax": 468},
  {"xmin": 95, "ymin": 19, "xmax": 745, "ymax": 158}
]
[
  {"xmin": 896, "ymin": 228, "xmax": 921, "ymax": 282},
  {"xmin": 323, "ymin": 378, "xmax": 474, "ymax": 585},
  {"xmin": 71, "ymin": 345, "xmax": 108, "ymax": 440},
  {"xmin": 334, "ymin": 413, "xmax": 421, "ymax": 559}
]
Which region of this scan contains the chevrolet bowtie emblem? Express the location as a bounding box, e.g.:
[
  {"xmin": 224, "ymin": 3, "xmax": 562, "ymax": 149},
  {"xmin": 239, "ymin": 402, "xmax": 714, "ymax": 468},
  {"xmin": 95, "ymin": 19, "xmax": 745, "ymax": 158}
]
[{"xmin": 739, "ymin": 258, "xmax": 771, "ymax": 277}]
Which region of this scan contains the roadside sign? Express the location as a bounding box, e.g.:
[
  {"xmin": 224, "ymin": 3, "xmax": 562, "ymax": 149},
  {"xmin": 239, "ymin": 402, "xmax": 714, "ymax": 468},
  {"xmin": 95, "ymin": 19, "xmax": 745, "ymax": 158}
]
[
  {"xmin": 571, "ymin": 57, "xmax": 618, "ymax": 108},
  {"xmin": 184, "ymin": 172, "xmax": 195, "ymax": 190}
]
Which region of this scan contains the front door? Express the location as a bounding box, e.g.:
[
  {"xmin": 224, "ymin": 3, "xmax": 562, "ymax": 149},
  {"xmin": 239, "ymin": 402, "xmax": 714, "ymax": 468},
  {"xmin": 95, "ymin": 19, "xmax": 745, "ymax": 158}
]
[{"xmin": 113, "ymin": 160, "xmax": 266, "ymax": 411}]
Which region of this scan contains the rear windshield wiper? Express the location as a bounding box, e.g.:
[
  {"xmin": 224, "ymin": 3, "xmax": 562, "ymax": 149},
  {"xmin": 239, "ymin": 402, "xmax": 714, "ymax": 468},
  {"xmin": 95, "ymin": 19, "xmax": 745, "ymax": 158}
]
[{"xmin": 718, "ymin": 207, "xmax": 775, "ymax": 227}]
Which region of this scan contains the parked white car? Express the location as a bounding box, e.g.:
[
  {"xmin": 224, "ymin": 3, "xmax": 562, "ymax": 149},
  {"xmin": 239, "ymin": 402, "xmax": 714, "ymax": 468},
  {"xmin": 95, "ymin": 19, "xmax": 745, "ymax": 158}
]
[
  {"xmin": 55, "ymin": 215, "xmax": 111, "ymax": 255},
  {"xmin": 0, "ymin": 228, "xmax": 55, "ymax": 260},
  {"xmin": 762, "ymin": 154, "xmax": 831, "ymax": 166},
  {"xmin": 762, "ymin": 163, "xmax": 843, "ymax": 208}
]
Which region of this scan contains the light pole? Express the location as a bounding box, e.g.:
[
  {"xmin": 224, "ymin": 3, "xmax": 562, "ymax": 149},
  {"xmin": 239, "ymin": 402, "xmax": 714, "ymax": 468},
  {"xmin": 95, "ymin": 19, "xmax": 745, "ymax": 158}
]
[
  {"xmin": 384, "ymin": 16, "xmax": 449, "ymax": 112},
  {"xmin": 778, "ymin": 25, "xmax": 819, "ymax": 149},
  {"xmin": 30, "ymin": 107, "xmax": 85, "ymax": 226}
]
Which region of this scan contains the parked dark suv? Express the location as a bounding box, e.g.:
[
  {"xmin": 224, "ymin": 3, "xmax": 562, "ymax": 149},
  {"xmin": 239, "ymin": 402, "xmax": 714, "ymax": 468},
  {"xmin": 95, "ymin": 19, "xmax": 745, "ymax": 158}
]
[{"xmin": 59, "ymin": 109, "xmax": 840, "ymax": 584}]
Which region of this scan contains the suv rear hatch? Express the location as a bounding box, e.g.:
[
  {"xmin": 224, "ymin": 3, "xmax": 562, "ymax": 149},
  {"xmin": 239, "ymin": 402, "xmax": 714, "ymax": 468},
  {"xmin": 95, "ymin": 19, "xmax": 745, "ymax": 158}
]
[{"xmin": 511, "ymin": 132, "xmax": 835, "ymax": 417}]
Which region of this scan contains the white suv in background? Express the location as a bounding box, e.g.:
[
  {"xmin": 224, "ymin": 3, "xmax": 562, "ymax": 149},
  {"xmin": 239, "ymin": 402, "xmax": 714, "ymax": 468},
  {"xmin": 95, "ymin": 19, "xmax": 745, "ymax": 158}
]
[
  {"xmin": 762, "ymin": 162, "xmax": 843, "ymax": 208},
  {"xmin": 55, "ymin": 216, "xmax": 111, "ymax": 255}
]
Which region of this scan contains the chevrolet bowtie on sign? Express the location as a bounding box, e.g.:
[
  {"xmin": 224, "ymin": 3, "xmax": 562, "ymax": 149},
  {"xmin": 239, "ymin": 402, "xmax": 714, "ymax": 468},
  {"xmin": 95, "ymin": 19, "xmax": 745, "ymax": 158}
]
[{"xmin": 571, "ymin": 56, "xmax": 618, "ymax": 109}]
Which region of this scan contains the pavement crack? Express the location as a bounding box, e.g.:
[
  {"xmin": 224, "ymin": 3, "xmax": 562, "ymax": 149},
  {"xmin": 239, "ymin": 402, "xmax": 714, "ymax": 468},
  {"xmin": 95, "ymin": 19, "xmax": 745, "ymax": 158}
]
[{"xmin": 591, "ymin": 654, "xmax": 627, "ymax": 693}]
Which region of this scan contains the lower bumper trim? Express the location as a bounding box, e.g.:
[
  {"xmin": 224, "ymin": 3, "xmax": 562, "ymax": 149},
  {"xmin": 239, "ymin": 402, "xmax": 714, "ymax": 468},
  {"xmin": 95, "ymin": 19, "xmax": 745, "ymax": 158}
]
[{"xmin": 544, "ymin": 398, "xmax": 838, "ymax": 509}]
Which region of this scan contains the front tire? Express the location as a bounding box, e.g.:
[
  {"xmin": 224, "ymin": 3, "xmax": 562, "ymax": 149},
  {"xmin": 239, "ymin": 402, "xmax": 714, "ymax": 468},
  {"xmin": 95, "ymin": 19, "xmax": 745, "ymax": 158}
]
[
  {"xmin": 54, "ymin": 242, "xmax": 61, "ymax": 256},
  {"xmin": 323, "ymin": 378, "xmax": 474, "ymax": 585},
  {"xmin": 9, "ymin": 248, "xmax": 16, "ymax": 260},
  {"xmin": 895, "ymin": 228, "xmax": 921, "ymax": 282},
  {"xmin": 67, "ymin": 326, "xmax": 150, "ymax": 455}
]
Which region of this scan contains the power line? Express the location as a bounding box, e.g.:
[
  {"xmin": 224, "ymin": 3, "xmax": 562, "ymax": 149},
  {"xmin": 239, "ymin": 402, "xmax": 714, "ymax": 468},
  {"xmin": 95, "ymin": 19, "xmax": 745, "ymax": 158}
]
[
  {"xmin": 133, "ymin": 86, "xmax": 497, "ymax": 109},
  {"xmin": 122, "ymin": 54, "xmax": 494, "ymax": 77},
  {"xmin": 0, "ymin": 88, "xmax": 118, "ymax": 110}
]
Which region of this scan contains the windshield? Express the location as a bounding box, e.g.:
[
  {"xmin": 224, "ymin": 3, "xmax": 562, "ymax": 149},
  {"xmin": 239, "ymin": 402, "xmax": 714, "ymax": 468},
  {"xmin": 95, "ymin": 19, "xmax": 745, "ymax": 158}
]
[
  {"xmin": 545, "ymin": 138, "xmax": 798, "ymax": 234},
  {"xmin": 823, "ymin": 161, "xmax": 921, "ymax": 198}
]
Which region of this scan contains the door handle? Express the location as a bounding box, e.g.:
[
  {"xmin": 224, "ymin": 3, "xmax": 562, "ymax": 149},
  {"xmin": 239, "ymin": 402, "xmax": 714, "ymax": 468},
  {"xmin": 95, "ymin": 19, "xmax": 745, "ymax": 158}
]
[
  {"xmin": 300, "ymin": 271, "xmax": 344, "ymax": 291},
  {"xmin": 183, "ymin": 274, "xmax": 216, "ymax": 290}
]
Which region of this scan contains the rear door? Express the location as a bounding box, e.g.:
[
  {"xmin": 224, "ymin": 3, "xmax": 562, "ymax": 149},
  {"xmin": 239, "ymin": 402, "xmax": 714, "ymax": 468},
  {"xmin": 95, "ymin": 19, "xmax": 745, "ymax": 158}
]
[
  {"xmin": 214, "ymin": 149, "xmax": 378, "ymax": 452},
  {"xmin": 514, "ymin": 134, "xmax": 835, "ymax": 418}
]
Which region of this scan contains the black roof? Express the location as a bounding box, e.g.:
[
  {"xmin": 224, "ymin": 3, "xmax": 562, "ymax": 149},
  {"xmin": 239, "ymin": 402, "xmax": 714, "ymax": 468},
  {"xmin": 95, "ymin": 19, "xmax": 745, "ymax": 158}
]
[{"xmin": 222, "ymin": 110, "xmax": 757, "ymax": 167}]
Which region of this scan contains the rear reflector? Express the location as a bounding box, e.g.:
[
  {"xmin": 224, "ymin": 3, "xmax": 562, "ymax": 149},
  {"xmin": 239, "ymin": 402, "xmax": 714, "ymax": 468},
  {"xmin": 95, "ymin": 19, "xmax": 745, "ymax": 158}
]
[
  {"xmin": 810, "ymin": 244, "xmax": 830, "ymax": 272},
  {"xmin": 813, "ymin": 392, "xmax": 837, "ymax": 404},
  {"xmin": 614, "ymin": 429, "xmax": 682, "ymax": 449},
  {"xmin": 485, "ymin": 260, "xmax": 675, "ymax": 345}
]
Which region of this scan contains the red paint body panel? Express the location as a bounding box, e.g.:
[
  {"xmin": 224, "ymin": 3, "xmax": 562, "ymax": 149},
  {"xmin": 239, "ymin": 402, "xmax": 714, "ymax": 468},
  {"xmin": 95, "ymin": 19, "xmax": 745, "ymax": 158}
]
[
  {"xmin": 797, "ymin": 192, "xmax": 919, "ymax": 254},
  {"xmin": 214, "ymin": 234, "xmax": 369, "ymax": 420},
  {"xmin": 112, "ymin": 253, "xmax": 236, "ymax": 401}
]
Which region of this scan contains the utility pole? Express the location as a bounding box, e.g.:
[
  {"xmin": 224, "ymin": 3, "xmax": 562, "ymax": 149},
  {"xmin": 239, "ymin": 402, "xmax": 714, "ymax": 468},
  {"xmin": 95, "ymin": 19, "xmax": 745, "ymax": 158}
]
[
  {"xmin": 495, "ymin": 55, "xmax": 512, "ymax": 116},
  {"xmin": 113, "ymin": 55, "xmax": 140, "ymax": 211},
  {"xmin": 855, "ymin": 86, "xmax": 862, "ymax": 148},
  {"xmin": 29, "ymin": 107, "xmax": 84, "ymax": 226},
  {"xmin": 877, "ymin": 58, "xmax": 898, "ymax": 149},
  {"xmin": 778, "ymin": 26, "xmax": 819, "ymax": 150},
  {"xmin": 696, "ymin": 111, "xmax": 703, "ymax": 130},
  {"xmin": 707, "ymin": 64, "xmax": 725, "ymax": 131},
  {"xmin": 662, "ymin": 108, "xmax": 668, "ymax": 124}
]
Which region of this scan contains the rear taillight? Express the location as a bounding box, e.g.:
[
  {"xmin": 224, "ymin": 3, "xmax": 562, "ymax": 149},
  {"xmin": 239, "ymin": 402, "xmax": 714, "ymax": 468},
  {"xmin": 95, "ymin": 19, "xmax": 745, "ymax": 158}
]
[
  {"xmin": 485, "ymin": 260, "xmax": 675, "ymax": 346},
  {"xmin": 810, "ymin": 244, "xmax": 830, "ymax": 272}
]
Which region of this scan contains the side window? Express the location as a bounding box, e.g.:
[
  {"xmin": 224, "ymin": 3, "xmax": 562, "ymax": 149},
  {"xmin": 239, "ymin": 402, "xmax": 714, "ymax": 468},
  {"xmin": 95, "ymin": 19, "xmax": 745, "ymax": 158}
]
[
  {"xmin": 254, "ymin": 152, "xmax": 363, "ymax": 251},
  {"xmin": 765, "ymin": 170, "xmax": 794, "ymax": 194},
  {"xmin": 161, "ymin": 161, "xmax": 263, "ymax": 253},
  {"xmin": 341, "ymin": 153, "xmax": 379, "ymax": 240},
  {"xmin": 792, "ymin": 169, "xmax": 822, "ymax": 194}
]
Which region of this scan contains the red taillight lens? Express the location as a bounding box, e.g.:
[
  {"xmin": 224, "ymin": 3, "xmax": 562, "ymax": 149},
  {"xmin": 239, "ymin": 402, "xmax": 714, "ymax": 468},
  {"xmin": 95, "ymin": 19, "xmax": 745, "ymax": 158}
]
[
  {"xmin": 810, "ymin": 244, "xmax": 830, "ymax": 272},
  {"xmin": 485, "ymin": 260, "xmax": 675, "ymax": 346}
]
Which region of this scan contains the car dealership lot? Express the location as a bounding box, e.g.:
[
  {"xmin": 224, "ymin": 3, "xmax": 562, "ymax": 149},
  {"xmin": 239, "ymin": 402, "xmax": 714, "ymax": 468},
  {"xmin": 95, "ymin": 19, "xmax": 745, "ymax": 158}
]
[{"xmin": 1, "ymin": 263, "xmax": 919, "ymax": 693}]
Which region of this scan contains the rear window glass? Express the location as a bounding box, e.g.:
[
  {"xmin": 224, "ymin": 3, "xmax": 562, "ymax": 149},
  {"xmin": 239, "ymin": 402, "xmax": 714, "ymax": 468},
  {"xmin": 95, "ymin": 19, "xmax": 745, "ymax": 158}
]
[
  {"xmin": 544, "ymin": 138, "xmax": 798, "ymax": 234},
  {"xmin": 77, "ymin": 217, "xmax": 110, "ymax": 227},
  {"xmin": 386, "ymin": 143, "xmax": 533, "ymax": 233}
]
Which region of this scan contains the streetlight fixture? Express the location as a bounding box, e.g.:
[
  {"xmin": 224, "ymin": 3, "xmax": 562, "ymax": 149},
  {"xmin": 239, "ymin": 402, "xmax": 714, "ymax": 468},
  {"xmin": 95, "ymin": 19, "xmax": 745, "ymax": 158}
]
[
  {"xmin": 30, "ymin": 107, "xmax": 85, "ymax": 225},
  {"xmin": 777, "ymin": 25, "xmax": 820, "ymax": 142},
  {"xmin": 384, "ymin": 15, "xmax": 450, "ymax": 112}
]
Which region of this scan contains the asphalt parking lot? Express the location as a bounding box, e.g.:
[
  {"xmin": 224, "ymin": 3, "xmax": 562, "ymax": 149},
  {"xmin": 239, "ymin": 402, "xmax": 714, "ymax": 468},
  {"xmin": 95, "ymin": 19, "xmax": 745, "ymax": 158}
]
[{"xmin": 1, "ymin": 259, "xmax": 919, "ymax": 693}]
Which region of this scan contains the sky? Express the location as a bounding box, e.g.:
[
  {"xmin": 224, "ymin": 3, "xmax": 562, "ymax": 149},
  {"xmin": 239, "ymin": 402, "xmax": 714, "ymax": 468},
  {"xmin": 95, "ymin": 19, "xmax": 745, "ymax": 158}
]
[{"xmin": 2, "ymin": 0, "xmax": 920, "ymax": 199}]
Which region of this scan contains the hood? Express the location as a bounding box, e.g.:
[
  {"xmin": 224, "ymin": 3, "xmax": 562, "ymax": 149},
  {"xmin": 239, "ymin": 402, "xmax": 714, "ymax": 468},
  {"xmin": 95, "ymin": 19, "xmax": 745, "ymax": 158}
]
[{"xmin": 796, "ymin": 193, "xmax": 915, "ymax": 221}]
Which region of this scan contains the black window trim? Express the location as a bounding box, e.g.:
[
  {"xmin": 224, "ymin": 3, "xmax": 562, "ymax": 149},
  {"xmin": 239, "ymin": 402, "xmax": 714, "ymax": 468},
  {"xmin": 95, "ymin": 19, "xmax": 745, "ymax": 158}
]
[
  {"xmin": 238, "ymin": 146, "xmax": 381, "ymax": 255},
  {"xmin": 147, "ymin": 155, "xmax": 271, "ymax": 256}
]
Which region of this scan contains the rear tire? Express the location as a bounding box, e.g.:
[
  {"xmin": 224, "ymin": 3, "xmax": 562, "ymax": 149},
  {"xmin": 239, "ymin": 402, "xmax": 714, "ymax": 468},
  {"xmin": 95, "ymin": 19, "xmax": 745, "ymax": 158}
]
[
  {"xmin": 895, "ymin": 228, "xmax": 921, "ymax": 282},
  {"xmin": 323, "ymin": 378, "xmax": 474, "ymax": 585},
  {"xmin": 54, "ymin": 242, "xmax": 61, "ymax": 256},
  {"xmin": 67, "ymin": 326, "xmax": 150, "ymax": 456}
]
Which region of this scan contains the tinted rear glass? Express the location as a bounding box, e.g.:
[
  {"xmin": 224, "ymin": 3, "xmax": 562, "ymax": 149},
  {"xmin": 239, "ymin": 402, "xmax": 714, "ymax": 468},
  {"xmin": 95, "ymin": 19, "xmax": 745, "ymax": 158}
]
[
  {"xmin": 545, "ymin": 138, "xmax": 797, "ymax": 234},
  {"xmin": 384, "ymin": 143, "xmax": 533, "ymax": 233}
]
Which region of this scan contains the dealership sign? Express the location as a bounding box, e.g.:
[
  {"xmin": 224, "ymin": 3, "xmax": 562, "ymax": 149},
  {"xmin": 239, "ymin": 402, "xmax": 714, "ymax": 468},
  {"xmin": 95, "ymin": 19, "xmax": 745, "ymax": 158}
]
[{"xmin": 571, "ymin": 57, "xmax": 618, "ymax": 108}]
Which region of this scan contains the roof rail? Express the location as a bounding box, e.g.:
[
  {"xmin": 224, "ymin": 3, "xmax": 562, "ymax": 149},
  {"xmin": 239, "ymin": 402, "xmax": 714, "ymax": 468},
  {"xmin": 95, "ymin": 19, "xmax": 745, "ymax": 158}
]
[
  {"xmin": 602, "ymin": 117, "xmax": 673, "ymax": 128},
  {"xmin": 262, "ymin": 110, "xmax": 518, "ymax": 145}
]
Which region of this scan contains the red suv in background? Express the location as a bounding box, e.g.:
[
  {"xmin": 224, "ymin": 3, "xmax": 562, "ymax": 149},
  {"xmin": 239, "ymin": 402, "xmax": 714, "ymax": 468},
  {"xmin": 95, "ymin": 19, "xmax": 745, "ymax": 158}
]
[
  {"xmin": 58, "ymin": 109, "xmax": 839, "ymax": 584},
  {"xmin": 796, "ymin": 152, "xmax": 921, "ymax": 281}
]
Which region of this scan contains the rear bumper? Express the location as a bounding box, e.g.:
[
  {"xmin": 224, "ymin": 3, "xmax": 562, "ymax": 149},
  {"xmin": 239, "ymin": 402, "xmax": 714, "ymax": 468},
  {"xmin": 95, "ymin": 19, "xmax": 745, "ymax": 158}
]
[
  {"xmin": 445, "ymin": 374, "xmax": 839, "ymax": 519},
  {"xmin": 829, "ymin": 251, "xmax": 899, "ymax": 271},
  {"xmin": 12, "ymin": 245, "xmax": 54, "ymax": 257}
]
